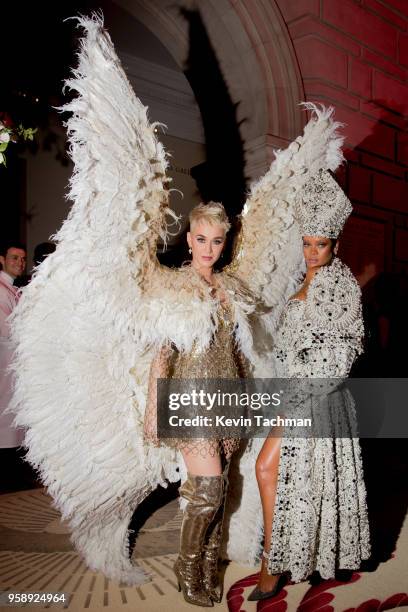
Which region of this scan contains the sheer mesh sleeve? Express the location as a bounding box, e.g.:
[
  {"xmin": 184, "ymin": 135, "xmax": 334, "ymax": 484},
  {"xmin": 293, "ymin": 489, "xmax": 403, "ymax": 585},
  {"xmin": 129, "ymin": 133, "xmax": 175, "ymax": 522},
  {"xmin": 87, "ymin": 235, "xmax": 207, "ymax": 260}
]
[{"xmin": 143, "ymin": 344, "xmax": 173, "ymax": 446}]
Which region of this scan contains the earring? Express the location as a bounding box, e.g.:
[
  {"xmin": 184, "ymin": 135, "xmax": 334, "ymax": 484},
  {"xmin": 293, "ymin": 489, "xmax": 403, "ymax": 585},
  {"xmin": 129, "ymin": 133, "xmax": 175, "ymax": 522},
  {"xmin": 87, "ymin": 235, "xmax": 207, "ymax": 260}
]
[{"xmin": 188, "ymin": 248, "xmax": 192, "ymax": 254}]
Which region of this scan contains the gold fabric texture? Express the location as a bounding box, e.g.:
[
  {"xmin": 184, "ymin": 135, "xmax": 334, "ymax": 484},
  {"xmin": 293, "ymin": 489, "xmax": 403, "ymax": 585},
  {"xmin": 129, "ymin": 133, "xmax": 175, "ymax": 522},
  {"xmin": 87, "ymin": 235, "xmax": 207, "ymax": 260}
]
[{"xmin": 144, "ymin": 303, "xmax": 244, "ymax": 458}]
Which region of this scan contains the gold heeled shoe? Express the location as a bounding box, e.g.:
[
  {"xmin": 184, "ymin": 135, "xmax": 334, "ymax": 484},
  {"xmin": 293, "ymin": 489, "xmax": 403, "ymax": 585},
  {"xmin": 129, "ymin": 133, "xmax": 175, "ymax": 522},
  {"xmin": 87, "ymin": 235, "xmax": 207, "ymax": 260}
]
[
  {"xmin": 174, "ymin": 473, "xmax": 224, "ymax": 607},
  {"xmin": 202, "ymin": 463, "xmax": 230, "ymax": 603}
]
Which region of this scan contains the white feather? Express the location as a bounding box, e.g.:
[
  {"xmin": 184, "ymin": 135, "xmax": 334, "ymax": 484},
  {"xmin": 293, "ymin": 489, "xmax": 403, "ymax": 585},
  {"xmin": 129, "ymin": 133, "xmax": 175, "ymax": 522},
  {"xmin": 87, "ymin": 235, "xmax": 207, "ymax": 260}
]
[{"xmin": 9, "ymin": 14, "xmax": 258, "ymax": 586}]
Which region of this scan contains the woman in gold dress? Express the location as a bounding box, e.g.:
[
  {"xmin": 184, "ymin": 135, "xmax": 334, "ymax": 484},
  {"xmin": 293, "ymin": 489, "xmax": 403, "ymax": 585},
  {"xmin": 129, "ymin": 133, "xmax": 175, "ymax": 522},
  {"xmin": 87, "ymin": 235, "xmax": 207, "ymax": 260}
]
[{"xmin": 144, "ymin": 202, "xmax": 249, "ymax": 607}]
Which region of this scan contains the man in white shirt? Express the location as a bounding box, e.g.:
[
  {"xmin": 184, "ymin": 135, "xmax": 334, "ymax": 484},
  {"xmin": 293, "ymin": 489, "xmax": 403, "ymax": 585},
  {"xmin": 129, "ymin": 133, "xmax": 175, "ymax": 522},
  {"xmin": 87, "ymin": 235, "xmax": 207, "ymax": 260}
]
[{"xmin": 0, "ymin": 242, "xmax": 26, "ymax": 448}]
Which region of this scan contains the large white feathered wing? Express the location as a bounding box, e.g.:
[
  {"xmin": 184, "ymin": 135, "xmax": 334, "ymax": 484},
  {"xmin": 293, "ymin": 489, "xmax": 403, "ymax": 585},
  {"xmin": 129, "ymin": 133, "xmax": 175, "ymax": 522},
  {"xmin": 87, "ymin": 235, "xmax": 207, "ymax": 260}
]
[
  {"xmin": 226, "ymin": 104, "xmax": 347, "ymax": 567},
  {"xmin": 10, "ymin": 15, "xmax": 180, "ymax": 585},
  {"xmin": 229, "ymin": 104, "xmax": 345, "ymax": 375}
]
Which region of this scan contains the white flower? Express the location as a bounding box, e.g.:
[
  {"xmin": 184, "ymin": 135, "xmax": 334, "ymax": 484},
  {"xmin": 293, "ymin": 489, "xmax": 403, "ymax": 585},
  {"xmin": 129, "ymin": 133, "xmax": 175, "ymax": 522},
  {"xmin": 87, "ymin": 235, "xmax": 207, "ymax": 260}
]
[
  {"xmin": 0, "ymin": 151, "xmax": 5, "ymax": 165},
  {"xmin": 0, "ymin": 129, "xmax": 11, "ymax": 143}
]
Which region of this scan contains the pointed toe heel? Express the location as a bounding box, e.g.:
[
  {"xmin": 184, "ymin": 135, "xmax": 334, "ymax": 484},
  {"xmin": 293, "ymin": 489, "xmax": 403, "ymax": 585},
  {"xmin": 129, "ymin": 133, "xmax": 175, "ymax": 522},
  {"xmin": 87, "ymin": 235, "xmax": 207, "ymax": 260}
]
[
  {"xmin": 247, "ymin": 573, "xmax": 287, "ymax": 602},
  {"xmin": 174, "ymin": 560, "xmax": 213, "ymax": 607}
]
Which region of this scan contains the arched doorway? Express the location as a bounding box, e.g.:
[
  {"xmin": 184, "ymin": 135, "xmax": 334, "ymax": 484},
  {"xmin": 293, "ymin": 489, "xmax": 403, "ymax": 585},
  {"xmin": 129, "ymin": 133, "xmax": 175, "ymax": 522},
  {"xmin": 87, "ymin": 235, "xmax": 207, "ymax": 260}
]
[{"xmin": 114, "ymin": 0, "xmax": 305, "ymax": 179}]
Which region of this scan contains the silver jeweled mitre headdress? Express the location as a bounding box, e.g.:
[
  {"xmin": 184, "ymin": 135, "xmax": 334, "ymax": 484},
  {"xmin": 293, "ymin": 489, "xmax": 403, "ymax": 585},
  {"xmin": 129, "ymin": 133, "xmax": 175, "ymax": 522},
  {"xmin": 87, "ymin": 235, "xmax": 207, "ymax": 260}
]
[{"xmin": 295, "ymin": 169, "xmax": 352, "ymax": 238}]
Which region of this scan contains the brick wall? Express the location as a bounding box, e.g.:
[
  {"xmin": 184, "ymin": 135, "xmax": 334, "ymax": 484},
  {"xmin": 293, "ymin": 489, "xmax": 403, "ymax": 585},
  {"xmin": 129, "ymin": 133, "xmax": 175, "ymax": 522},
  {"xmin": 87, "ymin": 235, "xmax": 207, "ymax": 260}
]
[{"xmin": 276, "ymin": 0, "xmax": 408, "ymax": 277}]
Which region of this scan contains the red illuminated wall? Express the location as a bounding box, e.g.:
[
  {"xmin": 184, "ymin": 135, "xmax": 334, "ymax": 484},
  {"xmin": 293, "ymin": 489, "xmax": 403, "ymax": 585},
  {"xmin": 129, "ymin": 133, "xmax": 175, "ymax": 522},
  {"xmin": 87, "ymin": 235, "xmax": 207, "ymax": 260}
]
[{"xmin": 276, "ymin": 0, "xmax": 408, "ymax": 277}]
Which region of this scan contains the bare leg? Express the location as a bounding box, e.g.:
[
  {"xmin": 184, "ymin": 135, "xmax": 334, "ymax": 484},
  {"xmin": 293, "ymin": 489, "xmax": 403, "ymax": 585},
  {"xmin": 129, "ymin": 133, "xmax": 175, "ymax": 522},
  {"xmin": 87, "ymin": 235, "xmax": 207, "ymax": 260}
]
[{"xmin": 255, "ymin": 434, "xmax": 282, "ymax": 591}]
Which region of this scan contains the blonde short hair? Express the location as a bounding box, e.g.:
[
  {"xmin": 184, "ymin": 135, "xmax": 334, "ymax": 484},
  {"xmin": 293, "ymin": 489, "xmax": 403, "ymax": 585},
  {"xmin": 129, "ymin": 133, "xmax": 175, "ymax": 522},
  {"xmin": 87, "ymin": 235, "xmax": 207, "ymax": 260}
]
[{"xmin": 188, "ymin": 202, "xmax": 231, "ymax": 233}]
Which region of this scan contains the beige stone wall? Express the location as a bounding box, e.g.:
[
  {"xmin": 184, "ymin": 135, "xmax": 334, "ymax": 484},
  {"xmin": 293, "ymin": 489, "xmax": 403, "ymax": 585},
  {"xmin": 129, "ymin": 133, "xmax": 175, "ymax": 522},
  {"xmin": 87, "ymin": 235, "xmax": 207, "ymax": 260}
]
[
  {"xmin": 115, "ymin": 0, "xmax": 305, "ymax": 179},
  {"xmin": 159, "ymin": 133, "xmax": 205, "ymax": 230}
]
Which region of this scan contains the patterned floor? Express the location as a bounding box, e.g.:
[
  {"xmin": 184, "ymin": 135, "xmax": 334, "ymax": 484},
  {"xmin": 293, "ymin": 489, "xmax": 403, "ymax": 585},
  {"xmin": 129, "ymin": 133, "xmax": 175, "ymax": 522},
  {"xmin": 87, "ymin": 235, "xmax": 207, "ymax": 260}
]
[
  {"xmin": 0, "ymin": 489, "xmax": 186, "ymax": 610},
  {"xmin": 0, "ymin": 488, "xmax": 407, "ymax": 611}
]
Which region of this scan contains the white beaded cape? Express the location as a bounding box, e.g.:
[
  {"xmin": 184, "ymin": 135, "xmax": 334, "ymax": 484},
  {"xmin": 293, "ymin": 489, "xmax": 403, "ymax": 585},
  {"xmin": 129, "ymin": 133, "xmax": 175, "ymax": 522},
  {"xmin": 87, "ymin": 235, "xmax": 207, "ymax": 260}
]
[
  {"xmin": 225, "ymin": 258, "xmax": 371, "ymax": 581},
  {"xmin": 10, "ymin": 15, "xmax": 353, "ymax": 585}
]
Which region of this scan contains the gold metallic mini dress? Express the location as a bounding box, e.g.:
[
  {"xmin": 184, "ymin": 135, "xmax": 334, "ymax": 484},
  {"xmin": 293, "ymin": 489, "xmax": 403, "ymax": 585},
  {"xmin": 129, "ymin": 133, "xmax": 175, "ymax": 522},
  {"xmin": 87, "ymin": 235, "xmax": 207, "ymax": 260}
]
[{"xmin": 144, "ymin": 302, "xmax": 245, "ymax": 458}]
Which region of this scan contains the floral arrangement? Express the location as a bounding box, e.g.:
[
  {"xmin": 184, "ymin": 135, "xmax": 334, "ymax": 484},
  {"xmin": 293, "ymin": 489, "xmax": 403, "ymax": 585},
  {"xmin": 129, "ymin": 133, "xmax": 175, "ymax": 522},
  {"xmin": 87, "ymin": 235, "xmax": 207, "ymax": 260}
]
[{"xmin": 0, "ymin": 112, "xmax": 37, "ymax": 166}]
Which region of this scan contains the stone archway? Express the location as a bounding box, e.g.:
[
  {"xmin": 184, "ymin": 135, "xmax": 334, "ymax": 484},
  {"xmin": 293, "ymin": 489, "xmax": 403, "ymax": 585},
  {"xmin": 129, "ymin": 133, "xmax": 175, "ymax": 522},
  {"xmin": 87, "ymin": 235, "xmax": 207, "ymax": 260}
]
[{"xmin": 115, "ymin": 0, "xmax": 304, "ymax": 180}]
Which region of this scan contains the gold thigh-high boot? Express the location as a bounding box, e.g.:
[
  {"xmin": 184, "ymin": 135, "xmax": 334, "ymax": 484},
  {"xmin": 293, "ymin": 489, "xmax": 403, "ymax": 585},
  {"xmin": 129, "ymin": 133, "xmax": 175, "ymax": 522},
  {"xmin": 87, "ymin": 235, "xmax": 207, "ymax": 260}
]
[
  {"xmin": 174, "ymin": 473, "xmax": 224, "ymax": 607},
  {"xmin": 202, "ymin": 461, "xmax": 230, "ymax": 603}
]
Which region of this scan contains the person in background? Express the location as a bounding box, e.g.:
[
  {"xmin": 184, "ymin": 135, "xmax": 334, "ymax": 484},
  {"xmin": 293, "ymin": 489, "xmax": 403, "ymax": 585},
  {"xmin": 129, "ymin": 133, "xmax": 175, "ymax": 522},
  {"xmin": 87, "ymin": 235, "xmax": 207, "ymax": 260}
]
[
  {"xmin": 14, "ymin": 241, "xmax": 56, "ymax": 288},
  {"xmin": 0, "ymin": 241, "xmax": 28, "ymax": 489},
  {"xmin": 33, "ymin": 242, "xmax": 56, "ymax": 267}
]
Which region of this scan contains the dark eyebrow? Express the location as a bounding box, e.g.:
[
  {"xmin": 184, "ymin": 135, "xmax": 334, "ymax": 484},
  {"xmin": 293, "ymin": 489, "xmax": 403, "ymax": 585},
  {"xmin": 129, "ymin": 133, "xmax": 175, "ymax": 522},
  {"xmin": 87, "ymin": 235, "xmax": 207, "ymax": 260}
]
[{"xmin": 196, "ymin": 234, "xmax": 224, "ymax": 239}]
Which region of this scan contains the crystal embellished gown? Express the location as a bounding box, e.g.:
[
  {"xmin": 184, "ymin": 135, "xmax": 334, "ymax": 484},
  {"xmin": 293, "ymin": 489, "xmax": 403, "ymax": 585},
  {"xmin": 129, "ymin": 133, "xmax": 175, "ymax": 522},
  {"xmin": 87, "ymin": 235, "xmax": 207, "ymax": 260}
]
[
  {"xmin": 266, "ymin": 258, "xmax": 371, "ymax": 582},
  {"xmin": 144, "ymin": 301, "xmax": 244, "ymax": 459}
]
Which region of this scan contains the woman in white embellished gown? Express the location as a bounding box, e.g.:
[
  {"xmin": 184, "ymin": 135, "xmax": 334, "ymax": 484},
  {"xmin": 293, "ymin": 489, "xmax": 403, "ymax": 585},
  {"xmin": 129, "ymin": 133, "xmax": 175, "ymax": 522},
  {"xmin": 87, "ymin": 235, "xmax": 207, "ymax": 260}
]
[{"xmin": 247, "ymin": 170, "xmax": 371, "ymax": 601}]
